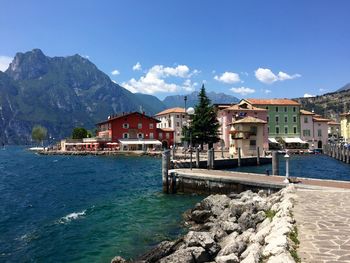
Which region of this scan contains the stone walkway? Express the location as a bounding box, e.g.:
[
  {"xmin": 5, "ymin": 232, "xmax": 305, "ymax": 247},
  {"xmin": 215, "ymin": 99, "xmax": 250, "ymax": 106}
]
[{"xmin": 294, "ymin": 188, "xmax": 350, "ymax": 263}]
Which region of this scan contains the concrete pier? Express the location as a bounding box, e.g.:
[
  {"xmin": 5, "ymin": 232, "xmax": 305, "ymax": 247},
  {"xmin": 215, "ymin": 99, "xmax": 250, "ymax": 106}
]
[{"xmin": 325, "ymin": 143, "xmax": 350, "ymax": 165}]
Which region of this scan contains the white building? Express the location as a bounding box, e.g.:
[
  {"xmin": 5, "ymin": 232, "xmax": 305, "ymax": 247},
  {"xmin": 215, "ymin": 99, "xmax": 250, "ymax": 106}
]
[{"xmin": 154, "ymin": 107, "xmax": 189, "ymax": 145}]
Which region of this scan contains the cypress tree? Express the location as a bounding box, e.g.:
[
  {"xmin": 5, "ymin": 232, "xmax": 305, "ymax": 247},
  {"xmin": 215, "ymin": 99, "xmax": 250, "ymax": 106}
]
[{"xmin": 190, "ymin": 84, "xmax": 220, "ymax": 148}]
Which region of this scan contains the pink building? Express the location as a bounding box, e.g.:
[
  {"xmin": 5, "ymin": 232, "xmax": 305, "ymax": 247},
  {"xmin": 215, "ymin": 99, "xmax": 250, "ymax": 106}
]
[{"xmin": 217, "ymin": 100, "xmax": 268, "ymax": 150}]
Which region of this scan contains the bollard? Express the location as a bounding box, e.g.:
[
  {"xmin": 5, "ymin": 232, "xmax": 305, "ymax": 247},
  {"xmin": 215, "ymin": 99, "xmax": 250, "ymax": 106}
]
[
  {"xmin": 196, "ymin": 148, "xmax": 200, "ymax": 168},
  {"xmin": 162, "ymin": 150, "xmax": 170, "ymax": 193},
  {"xmin": 257, "ymin": 147, "xmax": 260, "ymax": 165},
  {"xmin": 238, "ymin": 147, "xmax": 241, "ymax": 167},
  {"xmin": 172, "ymin": 146, "xmax": 176, "ymax": 160},
  {"xmin": 346, "ymin": 147, "xmax": 350, "ymax": 164},
  {"xmin": 211, "ymin": 148, "xmax": 215, "ymax": 169},
  {"xmin": 207, "ymin": 149, "xmax": 211, "ymax": 169},
  {"xmin": 272, "ymin": 151, "xmax": 279, "ymax": 176},
  {"xmin": 169, "ymin": 171, "xmax": 176, "ymax": 194}
]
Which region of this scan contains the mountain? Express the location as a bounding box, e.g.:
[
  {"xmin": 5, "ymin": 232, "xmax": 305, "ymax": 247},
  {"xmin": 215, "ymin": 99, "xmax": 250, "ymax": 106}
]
[
  {"xmin": 295, "ymin": 84, "xmax": 350, "ymax": 120},
  {"xmin": 163, "ymin": 91, "xmax": 239, "ymax": 108},
  {"xmin": 336, "ymin": 83, "xmax": 350, "ymax": 92},
  {"xmin": 0, "ymin": 49, "xmax": 164, "ymax": 144}
]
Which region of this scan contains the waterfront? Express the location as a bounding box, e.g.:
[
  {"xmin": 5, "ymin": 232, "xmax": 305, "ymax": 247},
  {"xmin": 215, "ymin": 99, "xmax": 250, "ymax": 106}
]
[
  {"xmin": 231, "ymin": 154, "xmax": 350, "ymax": 181},
  {"xmin": 0, "ymin": 147, "xmax": 202, "ymax": 262}
]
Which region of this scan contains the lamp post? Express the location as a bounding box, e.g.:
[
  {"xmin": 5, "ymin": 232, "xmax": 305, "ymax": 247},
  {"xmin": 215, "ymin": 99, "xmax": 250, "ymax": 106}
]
[
  {"xmin": 186, "ymin": 107, "xmax": 195, "ymax": 169},
  {"xmin": 284, "ymin": 151, "xmax": 290, "ymax": 183}
]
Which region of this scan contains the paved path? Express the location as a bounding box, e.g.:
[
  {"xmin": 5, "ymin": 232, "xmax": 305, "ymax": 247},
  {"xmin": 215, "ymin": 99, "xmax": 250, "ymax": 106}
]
[{"xmin": 294, "ymin": 188, "xmax": 350, "ymax": 263}]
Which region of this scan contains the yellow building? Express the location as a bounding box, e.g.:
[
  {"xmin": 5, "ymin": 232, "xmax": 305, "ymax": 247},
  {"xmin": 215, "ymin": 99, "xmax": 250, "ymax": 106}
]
[
  {"xmin": 229, "ymin": 116, "xmax": 267, "ymax": 157},
  {"xmin": 340, "ymin": 113, "xmax": 350, "ymax": 142}
]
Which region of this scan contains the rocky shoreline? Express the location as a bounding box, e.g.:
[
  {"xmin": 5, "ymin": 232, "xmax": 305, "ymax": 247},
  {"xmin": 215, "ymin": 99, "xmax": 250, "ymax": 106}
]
[{"xmin": 112, "ymin": 185, "xmax": 298, "ymax": 263}]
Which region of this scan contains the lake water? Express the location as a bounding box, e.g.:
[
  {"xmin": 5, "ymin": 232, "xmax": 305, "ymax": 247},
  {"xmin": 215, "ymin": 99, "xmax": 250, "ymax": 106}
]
[
  {"xmin": 0, "ymin": 147, "xmax": 202, "ymax": 262},
  {"xmin": 231, "ymin": 154, "xmax": 350, "ymax": 181}
]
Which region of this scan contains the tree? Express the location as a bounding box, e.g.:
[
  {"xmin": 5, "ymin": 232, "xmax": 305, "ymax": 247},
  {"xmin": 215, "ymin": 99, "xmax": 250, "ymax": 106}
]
[
  {"xmin": 32, "ymin": 125, "xmax": 47, "ymax": 146},
  {"xmin": 190, "ymin": 84, "xmax": 220, "ymax": 148},
  {"xmin": 72, "ymin": 127, "xmax": 88, "ymax": 139}
]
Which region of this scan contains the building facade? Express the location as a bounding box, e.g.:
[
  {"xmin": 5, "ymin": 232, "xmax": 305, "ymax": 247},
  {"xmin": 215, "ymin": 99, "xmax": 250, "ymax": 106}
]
[
  {"xmin": 340, "ymin": 113, "xmax": 350, "ymax": 142},
  {"xmin": 155, "ymin": 107, "xmax": 188, "ymax": 145},
  {"xmin": 300, "ymin": 110, "xmax": 330, "ymax": 149},
  {"xmin": 217, "ymin": 101, "xmax": 268, "ymax": 150},
  {"xmin": 243, "ymin": 99, "xmax": 301, "ymax": 141},
  {"xmin": 328, "ymin": 121, "xmax": 341, "ymax": 143},
  {"xmin": 229, "ymin": 116, "xmax": 267, "ymax": 157}
]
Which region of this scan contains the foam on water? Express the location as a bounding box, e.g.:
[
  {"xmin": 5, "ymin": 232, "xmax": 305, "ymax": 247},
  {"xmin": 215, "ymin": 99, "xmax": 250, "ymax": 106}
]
[{"xmin": 59, "ymin": 210, "xmax": 86, "ymax": 224}]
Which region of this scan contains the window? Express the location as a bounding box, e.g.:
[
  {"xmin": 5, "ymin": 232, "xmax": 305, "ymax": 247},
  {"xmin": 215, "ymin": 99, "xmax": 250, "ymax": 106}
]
[
  {"xmin": 293, "ymin": 127, "xmax": 297, "ymax": 134},
  {"xmin": 275, "ymin": 116, "xmax": 279, "ymax": 123},
  {"xmin": 276, "ymin": 127, "xmax": 280, "ymax": 134},
  {"xmin": 149, "ymin": 123, "xmax": 154, "ymax": 129},
  {"xmin": 159, "ymin": 133, "xmax": 163, "ymax": 139},
  {"xmin": 250, "ymin": 126, "xmax": 257, "ymax": 135},
  {"xmin": 182, "ymin": 115, "xmax": 185, "ymax": 118},
  {"xmin": 138, "ymin": 123, "xmax": 142, "ymax": 129},
  {"xmin": 267, "ymin": 116, "xmax": 269, "ymax": 122},
  {"xmin": 304, "ymin": 117, "xmax": 308, "ymax": 123},
  {"xmin": 123, "ymin": 133, "xmax": 129, "ymax": 139},
  {"xmin": 318, "ymin": 129, "xmax": 322, "ymax": 137},
  {"xmin": 284, "ymin": 116, "xmax": 288, "ymax": 123},
  {"xmin": 249, "ymin": 140, "xmax": 256, "ymax": 149},
  {"xmin": 284, "ymin": 127, "xmax": 288, "ymax": 134},
  {"xmin": 293, "ymin": 116, "xmax": 297, "ymax": 123},
  {"xmin": 266, "ymin": 106, "xmax": 269, "ymax": 110},
  {"xmin": 303, "ymin": 130, "xmax": 310, "ymax": 136},
  {"xmin": 150, "ymin": 132, "xmax": 154, "ymax": 139},
  {"xmin": 293, "ymin": 107, "xmax": 296, "ymax": 112},
  {"xmin": 166, "ymin": 133, "xmax": 170, "ymax": 139},
  {"xmin": 176, "ymin": 114, "xmax": 180, "ymax": 118},
  {"xmin": 284, "ymin": 107, "xmax": 287, "ymax": 112},
  {"xmin": 123, "ymin": 123, "xmax": 129, "ymax": 129},
  {"xmin": 276, "ymin": 107, "xmax": 279, "ymax": 112},
  {"xmin": 138, "ymin": 133, "xmax": 143, "ymax": 139},
  {"xmin": 267, "ymin": 127, "xmax": 270, "ymax": 133},
  {"xmin": 176, "ymin": 122, "xmax": 180, "ymax": 127}
]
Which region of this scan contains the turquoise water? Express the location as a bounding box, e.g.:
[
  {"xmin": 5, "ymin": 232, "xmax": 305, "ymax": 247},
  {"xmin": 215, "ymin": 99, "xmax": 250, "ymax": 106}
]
[
  {"xmin": 231, "ymin": 154, "xmax": 350, "ymax": 181},
  {"xmin": 0, "ymin": 147, "xmax": 202, "ymax": 262}
]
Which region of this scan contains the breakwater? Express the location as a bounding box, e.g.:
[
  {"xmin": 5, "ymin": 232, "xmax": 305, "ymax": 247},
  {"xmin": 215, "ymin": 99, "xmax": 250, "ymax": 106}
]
[
  {"xmin": 323, "ymin": 144, "xmax": 350, "ymax": 164},
  {"xmin": 112, "ymin": 185, "xmax": 298, "ymax": 263}
]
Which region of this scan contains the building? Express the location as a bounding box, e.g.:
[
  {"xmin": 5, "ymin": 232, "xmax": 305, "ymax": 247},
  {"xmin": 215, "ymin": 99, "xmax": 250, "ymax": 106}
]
[
  {"xmin": 155, "ymin": 107, "xmax": 189, "ymax": 145},
  {"xmin": 229, "ymin": 116, "xmax": 267, "ymax": 157},
  {"xmin": 328, "ymin": 121, "xmax": 340, "ymax": 143},
  {"xmin": 243, "ymin": 99, "xmax": 303, "ymax": 146},
  {"xmin": 217, "ymin": 101, "xmax": 268, "ymax": 150},
  {"xmin": 97, "ymin": 112, "xmax": 173, "ymax": 150},
  {"xmin": 340, "ymin": 113, "xmax": 350, "ymax": 142},
  {"xmin": 300, "ymin": 110, "xmax": 330, "ymax": 150}
]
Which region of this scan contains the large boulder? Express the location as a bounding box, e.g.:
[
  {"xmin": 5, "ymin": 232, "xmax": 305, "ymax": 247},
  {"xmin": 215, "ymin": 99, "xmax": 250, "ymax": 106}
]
[
  {"xmin": 199, "ymin": 195, "xmax": 231, "ymax": 217},
  {"xmin": 159, "ymin": 247, "xmax": 208, "ymax": 263},
  {"xmin": 215, "ymin": 253, "xmax": 240, "ymax": 263},
  {"xmin": 183, "ymin": 231, "xmax": 220, "ymax": 256}
]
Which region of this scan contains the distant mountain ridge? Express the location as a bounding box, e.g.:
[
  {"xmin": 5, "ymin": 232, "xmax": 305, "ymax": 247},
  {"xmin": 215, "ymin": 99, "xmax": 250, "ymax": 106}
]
[
  {"xmin": 0, "ymin": 49, "xmax": 239, "ymax": 144},
  {"xmin": 336, "ymin": 83, "xmax": 350, "ymax": 92}
]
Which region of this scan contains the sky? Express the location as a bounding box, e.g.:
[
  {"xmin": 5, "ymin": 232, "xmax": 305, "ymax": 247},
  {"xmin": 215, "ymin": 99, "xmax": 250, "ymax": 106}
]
[{"xmin": 0, "ymin": 0, "xmax": 350, "ymax": 100}]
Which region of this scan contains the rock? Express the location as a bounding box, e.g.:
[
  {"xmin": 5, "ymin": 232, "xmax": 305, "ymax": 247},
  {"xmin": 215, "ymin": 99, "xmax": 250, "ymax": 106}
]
[
  {"xmin": 219, "ymin": 221, "xmax": 241, "ymax": 234},
  {"xmin": 262, "ymin": 234, "xmax": 288, "ymax": 257},
  {"xmin": 139, "ymin": 240, "xmax": 180, "ymax": 262},
  {"xmin": 240, "ymin": 242, "xmax": 261, "ymax": 260},
  {"xmin": 191, "ymin": 210, "xmax": 212, "ymax": 223},
  {"xmin": 209, "ymin": 224, "xmax": 228, "ymax": 242},
  {"xmin": 217, "ymin": 240, "xmax": 246, "ymax": 257},
  {"xmin": 215, "ymin": 253, "xmax": 240, "ymax": 263},
  {"xmin": 238, "ymin": 211, "xmax": 265, "ymax": 231},
  {"xmin": 159, "ymin": 247, "xmax": 209, "ymax": 263},
  {"xmin": 266, "ymin": 252, "xmax": 295, "ymax": 263},
  {"xmin": 183, "ymin": 231, "xmax": 220, "ymax": 256},
  {"xmin": 111, "ymin": 256, "xmax": 127, "ymax": 263},
  {"xmin": 241, "ymin": 252, "xmax": 260, "ymax": 263},
  {"xmin": 200, "ymin": 195, "xmax": 231, "ymax": 217},
  {"xmin": 250, "ymin": 223, "xmax": 272, "ymax": 244}
]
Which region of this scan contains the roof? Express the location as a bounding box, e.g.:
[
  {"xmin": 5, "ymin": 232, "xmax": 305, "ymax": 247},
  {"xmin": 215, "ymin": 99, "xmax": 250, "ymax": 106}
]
[
  {"xmin": 96, "ymin": 112, "xmax": 160, "ymax": 125},
  {"xmin": 230, "ymin": 116, "xmax": 267, "ymax": 125},
  {"xmin": 118, "ymin": 139, "xmax": 162, "ymax": 145},
  {"xmin": 300, "ymin": 109, "xmax": 315, "ymax": 115},
  {"xmin": 225, "ymin": 104, "xmax": 266, "ymax": 111},
  {"xmin": 328, "ymin": 121, "xmax": 340, "ymax": 125},
  {"xmin": 340, "ymin": 112, "xmax": 350, "ymax": 116},
  {"xmin": 313, "ymin": 117, "xmax": 331, "ymax": 122},
  {"xmin": 155, "ymin": 107, "xmax": 185, "ymax": 116},
  {"xmin": 158, "ymin": 128, "xmax": 174, "ymax": 132},
  {"xmin": 245, "ymin": 98, "xmax": 300, "ymax": 106},
  {"xmin": 283, "ymin": 137, "xmax": 307, "ymax": 144}
]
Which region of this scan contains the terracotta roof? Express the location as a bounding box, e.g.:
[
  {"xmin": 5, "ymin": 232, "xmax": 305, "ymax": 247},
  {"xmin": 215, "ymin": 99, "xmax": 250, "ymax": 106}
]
[
  {"xmin": 313, "ymin": 117, "xmax": 331, "ymax": 122},
  {"xmin": 225, "ymin": 104, "xmax": 266, "ymax": 111},
  {"xmin": 155, "ymin": 107, "xmax": 185, "ymax": 116},
  {"xmin": 245, "ymin": 98, "xmax": 300, "ymax": 106},
  {"xmin": 230, "ymin": 116, "xmax": 267, "ymax": 125},
  {"xmin": 340, "ymin": 112, "xmax": 350, "ymax": 116},
  {"xmin": 328, "ymin": 121, "xmax": 340, "ymax": 125},
  {"xmin": 96, "ymin": 112, "xmax": 160, "ymax": 125},
  {"xmin": 300, "ymin": 109, "xmax": 315, "ymax": 115},
  {"xmin": 158, "ymin": 128, "xmax": 174, "ymax": 132}
]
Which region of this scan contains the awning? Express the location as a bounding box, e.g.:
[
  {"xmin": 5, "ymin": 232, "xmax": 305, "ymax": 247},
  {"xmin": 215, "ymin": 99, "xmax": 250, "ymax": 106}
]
[
  {"xmin": 118, "ymin": 139, "xmax": 162, "ymax": 145},
  {"xmin": 283, "ymin": 137, "xmax": 307, "ymax": 144},
  {"xmin": 107, "ymin": 142, "xmax": 119, "ymax": 145},
  {"xmin": 65, "ymin": 142, "xmax": 99, "ymax": 146},
  {"xmin": 268, "ymin": 138, "xmax": 278, "ymax": 144}
]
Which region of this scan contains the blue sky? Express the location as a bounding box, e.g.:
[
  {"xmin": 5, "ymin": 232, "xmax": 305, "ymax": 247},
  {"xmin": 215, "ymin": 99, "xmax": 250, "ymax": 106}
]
[{"xmin": 0, "ymin": 0, "xmax": 349, "ymax": 100}]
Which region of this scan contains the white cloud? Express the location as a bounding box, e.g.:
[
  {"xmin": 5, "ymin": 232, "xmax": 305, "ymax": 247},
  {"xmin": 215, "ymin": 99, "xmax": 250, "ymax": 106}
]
[
  {"xmin": 264, "ymin": 89, "xmax": 272, "ymax": 94},
  {"xmin": 304, "ymin": 93, "xmax": 315, "ymax": 98},
  {"xmin": 319, "ymin": 88, "xmax": 326, "ymax": 92},
  {"xmin": 122, "ymin": 64, "xmax": 197, "ymax": 94},
  {"xmin": 214, "ymin": 71, "xmax": 241, "ymax": 84},
  {"xmin": 230, "ymin": 87, "xmax": 255, "ymax": 96},
  {"xmin": 0, "ymin": 56, "xmax": 13, "ymax": 72},
  {"xmin": 132, "ymin": 62, "xmax": 142, "ymax": 71},
  {"xmin": 255, "ymin": 68, "xmax": 301, "ymax": 84},
  {"xmin": 111, "ymin": 69, "xmax": 120, "ymax": 75}
]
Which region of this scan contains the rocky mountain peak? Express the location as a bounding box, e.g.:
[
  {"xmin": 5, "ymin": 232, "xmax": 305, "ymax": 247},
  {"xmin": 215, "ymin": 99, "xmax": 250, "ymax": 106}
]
[{"xmin": 6, "ymin": 49, "xmax": 50, "ymax": 81}]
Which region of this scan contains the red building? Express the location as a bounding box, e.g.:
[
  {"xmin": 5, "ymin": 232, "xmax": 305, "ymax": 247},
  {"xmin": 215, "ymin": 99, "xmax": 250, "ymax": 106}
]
[{"xmin": 96, "ymin": 112, "xmax": 174, "ymax": 150}]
